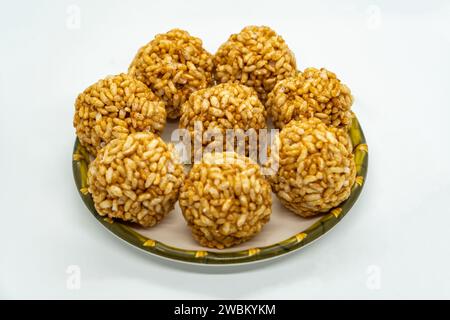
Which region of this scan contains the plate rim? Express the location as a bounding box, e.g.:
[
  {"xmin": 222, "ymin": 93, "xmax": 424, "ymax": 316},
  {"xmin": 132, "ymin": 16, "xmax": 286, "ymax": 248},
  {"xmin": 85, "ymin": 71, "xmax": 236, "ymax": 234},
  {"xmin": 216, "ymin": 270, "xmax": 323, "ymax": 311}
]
[{"xmin": 72, "ymin": 116, "xmax": 368, "ymax": 265}]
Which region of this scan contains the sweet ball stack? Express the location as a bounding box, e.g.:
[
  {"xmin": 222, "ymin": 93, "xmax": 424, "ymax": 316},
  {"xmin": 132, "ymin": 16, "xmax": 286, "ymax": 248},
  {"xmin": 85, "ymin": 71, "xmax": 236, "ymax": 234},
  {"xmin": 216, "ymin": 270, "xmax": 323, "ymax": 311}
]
[{"xmin": 73, "ymin": 25, "xmax": 357, "ymax": 249}]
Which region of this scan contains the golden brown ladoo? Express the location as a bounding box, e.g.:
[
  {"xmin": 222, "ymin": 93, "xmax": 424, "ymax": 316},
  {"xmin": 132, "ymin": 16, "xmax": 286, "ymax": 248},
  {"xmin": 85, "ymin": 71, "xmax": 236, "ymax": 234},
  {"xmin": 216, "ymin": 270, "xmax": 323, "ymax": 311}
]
[
  {"xmin": 267, "ymin": 68, "xmax": 353, "ymax": 129},
  {"xmin": 179, "ymin": 83, "xmax": 267, "ymax": 160},
  {"xmin": 87, "ymin": 132, "xmax": 184, "ymax": 227},
  {"xmin": 129, "ymin": 29, "xmax": 214, "ymax": 119},
  {"xmin": 267, "ymin": 118, "xmax": 356, "ymax": 217},
  {"xmin": 214, "ymin": 25, "xmax": 297, "ymax": 103},
  {"xmin": 179, "ymin": 152, "xmax": 272, "ymax": 249},
  {"xmin": 74, "ymin": 73, "xmax": 166, "ymax": 155}
]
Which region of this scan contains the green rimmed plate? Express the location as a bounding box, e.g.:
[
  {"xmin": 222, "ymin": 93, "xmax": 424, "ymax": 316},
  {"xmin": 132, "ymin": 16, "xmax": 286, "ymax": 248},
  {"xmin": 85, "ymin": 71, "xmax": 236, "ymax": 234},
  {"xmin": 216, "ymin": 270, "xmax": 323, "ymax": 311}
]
[{"xmin": 72, "ymin": 116, "xmax": 368, "ymax": 265}]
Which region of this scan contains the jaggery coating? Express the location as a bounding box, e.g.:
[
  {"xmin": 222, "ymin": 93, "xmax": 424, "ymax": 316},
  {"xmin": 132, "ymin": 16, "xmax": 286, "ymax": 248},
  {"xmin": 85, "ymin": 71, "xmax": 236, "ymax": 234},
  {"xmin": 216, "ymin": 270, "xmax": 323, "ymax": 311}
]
[
  {"xmin": 179, "ymin": 83, "xmax": 267, "ymax": 158},
  {"xmin": 267, "ymin": 68, "xmax": 353, "ymax": 129},
  {"xmin": 87, "ymin": 132, "xmax": 184, "ymax": 227},
  {"xmin": 74, "ymin": 73, "xmax": 166, "ymax": 155},
  {"xmin": 214, "ymin": 25, "xmax": 297, "ymax": 103},
  {"xmin": 268, "ymin": 118, "xmax": 356, "ymax": 217},
  {"xmin": 129, "ymin": 29, "xmax": 214, "ymax": 119},
  {"xmin": 179, "ymin": 152, "xmax": 272, "ymax": 249}
]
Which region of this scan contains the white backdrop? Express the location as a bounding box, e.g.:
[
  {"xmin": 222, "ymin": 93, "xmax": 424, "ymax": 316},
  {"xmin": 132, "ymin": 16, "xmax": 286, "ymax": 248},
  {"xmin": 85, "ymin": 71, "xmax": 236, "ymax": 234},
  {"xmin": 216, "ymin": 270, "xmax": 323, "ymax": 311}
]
[{"xmin": 1, "ymin": 0, "xmax": 450, "ymax": 299}]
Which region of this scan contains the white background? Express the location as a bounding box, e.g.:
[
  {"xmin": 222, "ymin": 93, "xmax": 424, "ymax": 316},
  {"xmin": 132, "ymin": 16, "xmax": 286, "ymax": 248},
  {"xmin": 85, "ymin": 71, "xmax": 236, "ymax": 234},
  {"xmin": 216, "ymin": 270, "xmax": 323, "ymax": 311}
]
[{"xmin": 1, "ymin": 0, "xmax": 450, "ymax": 299}]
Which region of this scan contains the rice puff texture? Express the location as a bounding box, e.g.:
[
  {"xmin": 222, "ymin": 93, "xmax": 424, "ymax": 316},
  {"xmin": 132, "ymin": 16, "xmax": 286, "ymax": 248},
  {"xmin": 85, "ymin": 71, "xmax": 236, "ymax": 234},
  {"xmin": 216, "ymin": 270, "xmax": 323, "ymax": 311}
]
[
  {"xmin": 214, "ymin": 25, "xmax": 297, "ymax": 103},
  {"xmin": 179, "ymin": 83, "xmax": 267, "ymax": 158},
  {"xmin": 87, "ymin": 132, "xmax": 184, "ymax": 227},
  {"xmin": 129, "ymin": 29, "xmax": 214, "ymax": 119},
  {"xmin": 179, "ymin": 152, "xmax": 272, "ymax": 249},
  {"xmin": 268, "ymin": 118, "xmax": 356, "ymax": 217},
  {"xmin": 267, "ymin": 68, "xmax": 353, "ymax": 129},
  {"xmin": 73, "ymin": 73, "xmax": 166, "ymax": 155}
]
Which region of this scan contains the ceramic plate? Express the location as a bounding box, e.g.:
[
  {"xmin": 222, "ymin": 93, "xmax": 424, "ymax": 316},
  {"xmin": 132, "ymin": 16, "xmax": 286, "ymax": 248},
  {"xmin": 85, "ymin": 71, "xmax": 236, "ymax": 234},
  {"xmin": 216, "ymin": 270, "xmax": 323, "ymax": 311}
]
[{"xmin": 72, "ymin": 116, "xmax": 368, "ymax": 265}]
